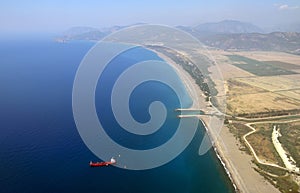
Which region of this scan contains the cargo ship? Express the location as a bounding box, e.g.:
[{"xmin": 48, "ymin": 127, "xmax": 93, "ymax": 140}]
[{"xmin": 89, "ymin": 158, "xmax": 116, "ymax": 167}]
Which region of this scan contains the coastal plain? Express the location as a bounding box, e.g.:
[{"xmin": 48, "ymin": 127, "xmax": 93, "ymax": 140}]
[
  {"xmin": 156, "ymin": 46, "xmax": 300, "ymax": 193},
  {"xmin": 211, "ymin": 50, "xmax": 300, "ymax": 193}
]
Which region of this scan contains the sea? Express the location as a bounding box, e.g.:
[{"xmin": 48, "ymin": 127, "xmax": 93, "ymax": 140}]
[{"xmin": 0, "ymin": 37, "xmax": 235, "ymax": 193}]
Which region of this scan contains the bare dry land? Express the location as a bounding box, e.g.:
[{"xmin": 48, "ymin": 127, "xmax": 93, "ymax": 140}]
[
  {"xmin": 227, "ymin": 92, "xmax": 300, "ymax": 115},
  {"xmin": 235, "ymin": 75, "xmax": 300, "ymax": 92},
  {"xmin": 208, "ymin": 50, "xmax": 300, "ymax": 117}
]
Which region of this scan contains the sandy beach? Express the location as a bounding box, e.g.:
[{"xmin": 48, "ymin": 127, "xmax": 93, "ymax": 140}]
[{"xmin": 155, "ymin": 50, "xmax": 281, "ymax": 193}]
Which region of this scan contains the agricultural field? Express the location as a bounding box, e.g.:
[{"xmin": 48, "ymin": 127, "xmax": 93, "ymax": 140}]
[
  {"xmin": 226, "ymin": 55, "xmax": 297, "ymax": 76},
  {"xmin": 226, "ymin": 87, "xmax": 300, "ymax": 115},
  {"xmin": 208, "ymin": 50, "xmax": 254, "ymax": 80},
  {"xmin": 209, "ymin": 50, "xmax": 300, "ymax": 116},
  {"xmin": 264, "ymin": 61, "xmax": 300, "ymax": 71},
  {"xmin": 235, "ymin": 75, "xmax": 300, "ymax": 92},
  {"xmin": 226, "ymin": 74, "xmax": 300, "ymax": 115},
  {"xmin": 276, "ymin": 90, "xmax": 300, "ymax": 101},
  {"xmin": 232, "ymin": 51, "xmax": 300, "ymax": 66}
]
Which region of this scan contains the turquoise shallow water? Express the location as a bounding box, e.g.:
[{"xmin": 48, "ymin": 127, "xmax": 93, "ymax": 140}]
[{"xmin": 0, "ymin": 39, "xmax": 235, "ymax": 193}]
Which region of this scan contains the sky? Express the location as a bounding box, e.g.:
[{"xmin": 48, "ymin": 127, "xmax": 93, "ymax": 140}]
[{"xmin": 0, "ymin": 0, "xmax": 300, "ymax": 34}]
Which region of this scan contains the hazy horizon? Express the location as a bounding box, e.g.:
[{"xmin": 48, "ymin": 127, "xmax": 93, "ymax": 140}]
[{"xmin": 1, "ymin": 0, "xmax": 300, "ymax": 34}]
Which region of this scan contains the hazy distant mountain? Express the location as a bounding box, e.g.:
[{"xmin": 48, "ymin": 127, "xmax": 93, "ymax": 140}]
[
  {"xmin": 58, "ymin": 23, "xmax": 147, "ymax": 41},
  {"xmin": 193, "ymin": 20, "xmax": 264, "ymax": 34},
  {"xmin": 56, "ymin": 21, "xmax": 300, "ymax": 54},
  {"xmin": 63, "ymin": 26, "xmax": 100, "ymax": 36},
  {"xmin": 197, "ymin": 32, "xmax": 300, "ymax": 54},
  {"xmin": 266, "ymin": 23, "xmax": 300, "ymax": 33},
  {"xmin": 68, "ymin": 30, "xmax": 106, "ymax": 41},
  {"xmin": 99, "ymin": 23, "xmax": 147, "ymax": 34},
  {"xmin": 59, "ymin": 26, "xmax": 105, "ymax": 41}
]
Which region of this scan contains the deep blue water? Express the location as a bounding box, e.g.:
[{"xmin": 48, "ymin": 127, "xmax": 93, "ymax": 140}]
[{"xmin": 0, "ymin": 39, "xmax": 235, "ymax": 193}]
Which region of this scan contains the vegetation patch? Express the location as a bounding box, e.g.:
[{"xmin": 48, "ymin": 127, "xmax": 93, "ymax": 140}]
[
  {"xmin": 264, "ymin": 61, "xmax": 300, "ymax": 70},
  {"xmin": 227, "ymin": 123, "xmax": 252, "ymax": 153},
  {"xmin": 247, "ymin": 123, "xmax": 284, "ymax": 166},
  {"xmin": 278, "ymin": 121, "xmax": 300, "ymax": 168},
  {"xmin": 227, "ymin": 55, "xmax": 297, "ymax": 76},
  {"xmin": 255, "ymin": 162, "xmax": 287, "ymax": 176},
  {"xmin": 147, "ymin": 45, "xmax": 218, "ymax": 97},
  {"xmin": 258, "ymin": 170, "xmax": 299, "ymax": 193}
]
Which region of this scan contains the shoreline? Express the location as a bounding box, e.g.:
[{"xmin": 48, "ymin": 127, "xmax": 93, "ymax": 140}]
[
  {"xmin": 199, "ymin": 118, "xmax": 238, "ymax": 192},
  {"xmin": 153, "ymin": 50, "xmax": 239, "ymax": 192},
  {"xmin": 154, "ymin": 49, "xmax": 281, "ymax": 193}
]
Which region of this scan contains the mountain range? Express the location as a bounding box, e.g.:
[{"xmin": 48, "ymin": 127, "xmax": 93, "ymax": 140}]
[
  {"xmin": 57, "ymin": 20, "xmax": 300, "ymax": 54},
  {"xmin": 193, "ymin": 20, "xmax": 264, "ymax": 34},
  {"xmin": 197, "ymin": 32, "xmax": 300, "ymax": 54}
]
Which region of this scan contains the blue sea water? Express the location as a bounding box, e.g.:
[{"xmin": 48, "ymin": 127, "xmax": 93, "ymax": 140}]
[{"xmin": 0, "ymin": 38, "xmax": 235, "ymax": 193}]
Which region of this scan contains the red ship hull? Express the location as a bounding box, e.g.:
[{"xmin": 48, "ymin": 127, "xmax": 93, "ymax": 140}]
[
  {"xmin": 89, "ymin": 158, "xmax": 116, "ymax": 167},
  {"xmin": 89, "ymin": 162, "xmax": 111, "ymax": 167}
]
